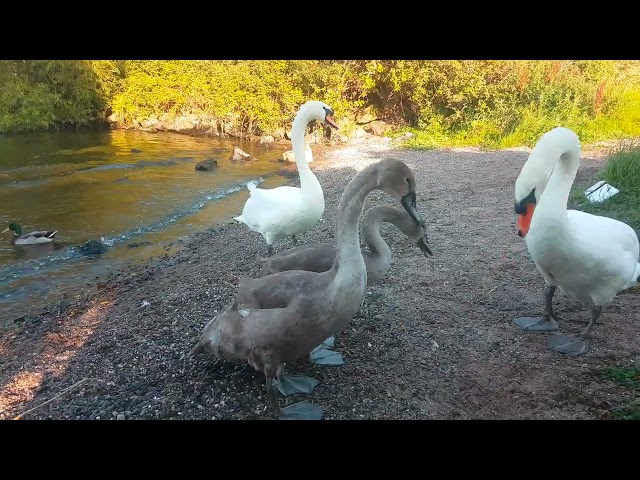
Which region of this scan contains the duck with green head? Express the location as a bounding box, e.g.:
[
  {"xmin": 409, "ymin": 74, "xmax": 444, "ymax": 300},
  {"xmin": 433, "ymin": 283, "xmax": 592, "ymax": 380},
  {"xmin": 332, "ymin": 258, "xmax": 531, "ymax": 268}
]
[{"xmin": 2, "ymin": 223, "xmax": 58, "ymax": 246}]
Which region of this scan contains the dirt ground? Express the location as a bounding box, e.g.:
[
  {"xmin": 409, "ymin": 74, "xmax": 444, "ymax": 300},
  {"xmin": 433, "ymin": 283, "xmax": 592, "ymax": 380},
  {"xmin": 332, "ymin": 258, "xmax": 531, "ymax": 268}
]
[{"xmin": 1, "ymin": 134, "xmax": 638, "ymax": 420}]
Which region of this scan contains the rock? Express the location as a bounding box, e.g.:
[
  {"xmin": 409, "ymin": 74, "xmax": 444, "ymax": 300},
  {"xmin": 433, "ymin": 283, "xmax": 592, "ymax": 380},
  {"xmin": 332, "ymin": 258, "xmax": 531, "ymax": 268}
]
[
  {"xmin": 230, "ymin": 146, "xmax": 253, "ymax": 162},
  {"xmin": 128, "ymin": 241, "xmax": 153, "ymax": 248},
  {"xmin": 282, "ymin": 143, "xmax": 313, "ymax": 163},
  {"xmin": 364, "ymin": 120, "xmax": 391, "ymax": 136},
  {"xmin": 258, "ymin": 135, "xmax": 275, "ymax": 145},
  {"xmin": 130, "ymin": 148, "xmax": 142, "ymax": 153},
  {"xmin": 78, "ymin": 239, "xmax": 109, "ymax": 255},
  {"xmin": 195, "ymin": 159, "xmax": 218, "ymax": 171},
  {"xmin": 116, "ymin": 414, "xmax": 126, "ymax": 420},
  {"xmin": 351, "ymin": 127, "xmax": 368, "ymax": 138}
]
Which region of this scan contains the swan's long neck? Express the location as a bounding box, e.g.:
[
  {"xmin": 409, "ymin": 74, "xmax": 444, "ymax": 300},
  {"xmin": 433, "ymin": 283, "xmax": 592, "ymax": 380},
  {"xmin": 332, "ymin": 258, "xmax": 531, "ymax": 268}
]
[
  {"xmin": 291, "ymin": 110, "xmax": 320, "ymax": 193},
  {"xmin": 362, "ymin": 207, "xmax": 391, "ymax": 260},
  {"xmin": 332, "ymin": 168, "xmax": 377, "ymax": 275},
  {"xmin": 535, "ymin": 141, "xmax": 581, "ymax": 221}
]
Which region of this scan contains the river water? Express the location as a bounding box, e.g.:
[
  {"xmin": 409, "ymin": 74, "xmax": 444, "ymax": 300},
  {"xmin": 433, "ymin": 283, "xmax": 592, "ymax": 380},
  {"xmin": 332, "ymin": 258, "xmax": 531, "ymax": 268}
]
[{"xmin": 0, "ymin": 129, "xmax": 290, "ymax": 326}]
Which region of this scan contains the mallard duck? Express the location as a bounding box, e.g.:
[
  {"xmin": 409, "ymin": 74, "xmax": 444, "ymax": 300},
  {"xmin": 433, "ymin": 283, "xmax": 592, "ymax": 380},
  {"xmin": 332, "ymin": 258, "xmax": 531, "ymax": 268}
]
[{"xmin": 2, "ymin": 223, "xmax": 58, "ymax": 246}]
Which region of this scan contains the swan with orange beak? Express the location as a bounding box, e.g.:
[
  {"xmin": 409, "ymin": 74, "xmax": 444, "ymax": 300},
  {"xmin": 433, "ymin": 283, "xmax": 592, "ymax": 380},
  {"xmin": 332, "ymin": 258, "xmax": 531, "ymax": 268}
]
[{"xmin": 512, "ymin": 127, "xmax": 640, "ymax": 356}]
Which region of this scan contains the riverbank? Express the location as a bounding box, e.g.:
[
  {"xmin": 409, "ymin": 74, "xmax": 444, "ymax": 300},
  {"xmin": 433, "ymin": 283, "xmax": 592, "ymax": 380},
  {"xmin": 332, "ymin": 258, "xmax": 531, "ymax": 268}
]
[{"xmin": 1, "ymin": 133, "xmax": 638, "ymax": 420}]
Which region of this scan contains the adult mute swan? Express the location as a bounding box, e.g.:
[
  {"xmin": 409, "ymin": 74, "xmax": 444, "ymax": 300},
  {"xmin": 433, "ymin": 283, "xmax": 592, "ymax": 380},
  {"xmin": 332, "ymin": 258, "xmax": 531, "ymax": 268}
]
[
  {"xmin": 513, "ymin": 127, "xmax": 640, "ymax": 356},
  {"xmin": 234, "ymin": 101, "xmax": 339, "ymax": 256},
  {"xmin": 188, "ymin": 158, "xmax": 425, "ymax": 420}
]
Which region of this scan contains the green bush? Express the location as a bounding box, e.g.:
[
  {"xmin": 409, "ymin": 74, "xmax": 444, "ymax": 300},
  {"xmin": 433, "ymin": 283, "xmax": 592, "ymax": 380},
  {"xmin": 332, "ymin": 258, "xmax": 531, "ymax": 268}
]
[{"xmin": 2, "ymin": 60, "xmax": 640, "ymax": 148}]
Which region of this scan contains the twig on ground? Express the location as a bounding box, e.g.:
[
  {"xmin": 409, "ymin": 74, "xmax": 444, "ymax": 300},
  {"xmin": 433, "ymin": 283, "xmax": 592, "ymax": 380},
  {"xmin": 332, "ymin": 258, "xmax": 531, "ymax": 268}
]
[{"xmin": 13, "ymin": 378, "xmax": 91, "ymax": 420}]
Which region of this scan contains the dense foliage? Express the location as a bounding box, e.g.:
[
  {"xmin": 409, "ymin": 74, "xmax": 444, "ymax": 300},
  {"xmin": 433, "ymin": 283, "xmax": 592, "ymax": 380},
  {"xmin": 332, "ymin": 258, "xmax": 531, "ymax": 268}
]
[{"xmin": 2, "ymin": 60, "xmax": 640, "ymax": 148}]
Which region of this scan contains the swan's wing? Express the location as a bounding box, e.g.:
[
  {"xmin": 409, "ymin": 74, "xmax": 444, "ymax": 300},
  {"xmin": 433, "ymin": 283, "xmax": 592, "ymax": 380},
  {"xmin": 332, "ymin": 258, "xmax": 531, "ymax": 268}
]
[
  {"xmin": 258, "ymin": 243, "xmax": 336, "ymax": 277},
  {"xmin": 192, "ymin": 300, "xmax": 328, "ymax": 371},
  {"xmin": 235, "ymin": 269, "xmax": 330, "ymax": 310},
  {"xmin": 568, "ymin": 209, "xmax": 640, "ymax": 284},
  {"xmin": 568, "ymin": 210, "xmax": 639, "ymax": 256},
  {"xmin": 238, "ymin": 185, "xmax": 304, "ymax": 231}
]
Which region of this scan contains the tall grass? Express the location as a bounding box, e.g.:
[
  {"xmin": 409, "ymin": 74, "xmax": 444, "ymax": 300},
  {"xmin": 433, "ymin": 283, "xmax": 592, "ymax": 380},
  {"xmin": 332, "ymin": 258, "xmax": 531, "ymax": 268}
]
[{"xmin": 570, "ymin": 141, "xmax": 640, "ymax": 229}]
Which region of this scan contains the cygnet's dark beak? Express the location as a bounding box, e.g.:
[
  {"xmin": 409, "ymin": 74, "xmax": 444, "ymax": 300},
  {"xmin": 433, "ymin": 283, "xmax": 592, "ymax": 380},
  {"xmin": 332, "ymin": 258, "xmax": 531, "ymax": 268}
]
[{"xmin": 401, "ymin": 191, "xmax": 421, "ymax": 226}]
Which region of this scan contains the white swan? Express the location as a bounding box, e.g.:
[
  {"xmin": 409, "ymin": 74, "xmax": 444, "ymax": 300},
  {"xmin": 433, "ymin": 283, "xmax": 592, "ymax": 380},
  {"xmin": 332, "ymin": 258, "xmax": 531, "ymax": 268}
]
[
  {"xmin": 234, "ymin": 101, "xmax": 338, "ymax": 256},
  {"xmin": 513, "ymin": 127, "xmax": 640, "ymax": 356}
]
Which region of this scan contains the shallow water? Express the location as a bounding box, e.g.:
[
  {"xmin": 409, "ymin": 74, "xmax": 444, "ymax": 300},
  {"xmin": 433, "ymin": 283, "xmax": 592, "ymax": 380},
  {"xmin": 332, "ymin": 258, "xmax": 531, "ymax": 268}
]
[{"xmin": 0, "ymin": 129, "xmax": 290, "ymax": 325}]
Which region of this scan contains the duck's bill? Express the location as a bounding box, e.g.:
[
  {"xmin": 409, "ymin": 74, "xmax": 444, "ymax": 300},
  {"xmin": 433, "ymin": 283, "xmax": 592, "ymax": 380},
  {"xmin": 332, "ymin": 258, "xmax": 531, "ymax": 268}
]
[
  {"xmin": 417, "ymin": 236, "xmax": 433, "ymax": 257},
  {"xmin": 324, "ymin": 114, "xmax": 339, "ymax": 129},
  {"xmin": 1, "ymin": 227, "xmax": 8, "ymax": 233},
  {"xmin": 401, "ymin": 191, "xmax": 421, "ymax": 226}
]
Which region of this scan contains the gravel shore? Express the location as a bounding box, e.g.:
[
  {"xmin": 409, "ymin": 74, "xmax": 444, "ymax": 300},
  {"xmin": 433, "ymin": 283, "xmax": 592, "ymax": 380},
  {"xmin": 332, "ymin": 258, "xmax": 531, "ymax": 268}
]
[{"xmin": 1, "ymin": 134, "xmax": 638, "ymax": 420}]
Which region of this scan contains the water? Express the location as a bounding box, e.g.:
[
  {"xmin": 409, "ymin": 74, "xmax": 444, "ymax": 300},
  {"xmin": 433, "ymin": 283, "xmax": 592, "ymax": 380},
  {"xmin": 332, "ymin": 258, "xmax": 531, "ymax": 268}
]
[{"xmin": 0, "ymin": 129, "xmax": 291, "ymax": 326}]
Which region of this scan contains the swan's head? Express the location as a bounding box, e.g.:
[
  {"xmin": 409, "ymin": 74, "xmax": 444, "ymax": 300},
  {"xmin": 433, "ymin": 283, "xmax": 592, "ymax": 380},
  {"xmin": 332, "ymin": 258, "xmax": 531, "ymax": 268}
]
[
  {"xmin": 299, "ymin": 100, "xmax": 339, "ymax": 130},
  {"xmin": 374, "ymin": 158, "xmax": 425, "ymax": 235},
  {"xmin": 514, "ymin": 162, "xmax": 543, "ymax": 238},
  {"xmin": 514, "ymin": 127, "xmax": 581, "ymax": 238}
]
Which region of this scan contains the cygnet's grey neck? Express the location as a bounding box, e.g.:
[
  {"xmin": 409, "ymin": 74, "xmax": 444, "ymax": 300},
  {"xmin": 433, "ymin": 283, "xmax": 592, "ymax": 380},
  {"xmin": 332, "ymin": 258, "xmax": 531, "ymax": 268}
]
[
  {"xmin": 361, "ymin": 207, "xmax": 391, "ymax": 259},
  {"xmin": 332, "ymin": 169, "xmax": 378, "ymax": 274}
]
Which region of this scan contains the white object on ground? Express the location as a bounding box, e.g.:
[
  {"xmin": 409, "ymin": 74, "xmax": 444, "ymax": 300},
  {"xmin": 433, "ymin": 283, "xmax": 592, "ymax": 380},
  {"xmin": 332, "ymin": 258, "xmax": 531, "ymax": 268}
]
[{"xmin": 585, "ymin": 180, "xmax": 619, "ymax": 203}]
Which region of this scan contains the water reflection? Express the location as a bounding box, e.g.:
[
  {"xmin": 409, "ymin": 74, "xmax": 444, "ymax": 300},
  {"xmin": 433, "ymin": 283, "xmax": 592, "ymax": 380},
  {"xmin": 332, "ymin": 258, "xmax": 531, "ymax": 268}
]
[{"xmin": 0, "ymin": 129, "xmax": 291, "ymax": 325}]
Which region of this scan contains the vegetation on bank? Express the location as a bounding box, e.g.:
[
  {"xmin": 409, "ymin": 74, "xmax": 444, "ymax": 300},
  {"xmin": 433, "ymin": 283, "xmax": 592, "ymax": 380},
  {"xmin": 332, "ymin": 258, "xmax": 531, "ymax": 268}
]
[
  {"xmin": 2, "ymin": 60, "xmax": 640, "ymax": 149},
  {"xmin": 597, "ymin": 366, "xmax": 640, "ymax": 420},
  {"xmin": 570, "ymin": 141, "xmax": 640, "ymax": 229}
]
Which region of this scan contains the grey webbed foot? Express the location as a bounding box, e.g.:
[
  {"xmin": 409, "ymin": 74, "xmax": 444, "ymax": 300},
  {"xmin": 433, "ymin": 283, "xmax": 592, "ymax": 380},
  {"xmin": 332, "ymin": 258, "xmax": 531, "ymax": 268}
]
[
  {"xmin": 513, "ymin": 316, "xmax": 559, "ymax": 332},
  {"xmin": 309, "ymin": 336, "xmax": 345, "ymax": 366},
  {"xmin": 279, "ymin": 401, "xmax": 323, "ymax": 420},
  {"xmin": 546, "ymin": 333, "xmax": 589, "ymax": 356},
  {"xmin": 274, "ymin": 374, "xmax": 320, "ymax": 396}
]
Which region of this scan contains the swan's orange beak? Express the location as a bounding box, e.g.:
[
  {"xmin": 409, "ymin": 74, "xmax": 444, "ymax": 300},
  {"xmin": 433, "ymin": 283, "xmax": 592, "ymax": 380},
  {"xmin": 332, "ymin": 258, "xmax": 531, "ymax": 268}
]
[
  {"xmin": 516, "ymin": 203, "xmax": 535, "ymax": 238},
  {"xmin": 324, "ymin": 114, "xmax": 339, "ymax": 129}
]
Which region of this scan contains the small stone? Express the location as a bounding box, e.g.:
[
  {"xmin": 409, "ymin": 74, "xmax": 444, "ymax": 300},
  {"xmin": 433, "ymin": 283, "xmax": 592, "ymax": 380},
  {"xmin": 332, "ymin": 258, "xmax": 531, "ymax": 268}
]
[{"xmin": 117, "ymin": 414, "xmax": 126, "ymax": 420}]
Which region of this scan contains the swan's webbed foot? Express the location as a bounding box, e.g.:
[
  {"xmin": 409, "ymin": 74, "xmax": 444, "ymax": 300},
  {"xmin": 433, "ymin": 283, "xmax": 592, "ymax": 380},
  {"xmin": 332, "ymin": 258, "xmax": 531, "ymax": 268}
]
[
  {"xmin": 514, "ymin": 284, "xmax": 561, "ymax": 331},
  {"xmin": 274, "ymin": 374, "xmax": 319, "ymax": 396},
  {"xmin": 513, "ymin": 315, "xmax": 559, "ymax": 331},
  {"xmin": 546, "ymin": 305, "xmax": 600, "ymax": 357},
  {"xmin": 309, "ymin": 336, "xmax": 345, "ymax": 366},
  {"xmin": 546, "ymin": 333, "xmax": 589, "ymax": 356},
  {"xmin": 266, "ymin": 376, "xmax": 323, "ymax": 420},
  {"xmin": 279, "ymin": 401, "xmax": 324, "ymax": 420}
]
